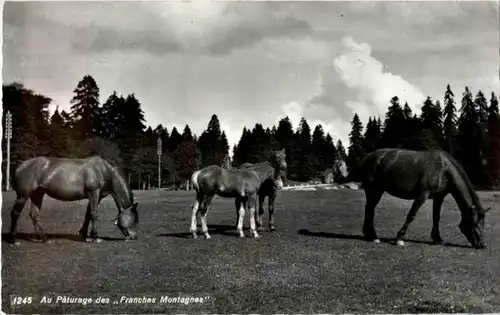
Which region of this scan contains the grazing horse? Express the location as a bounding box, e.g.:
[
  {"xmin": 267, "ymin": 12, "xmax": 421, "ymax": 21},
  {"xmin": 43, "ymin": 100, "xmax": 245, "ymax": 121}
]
[
  {"xmin": 359, "ymin": 148, "xmax": 490, "ymax": 249},
  {"xmin": 190, "ymin": 149, "xmax": 287, "ymax": 239},
  {"xmin": 238, "ymin": 149, "xmax": 288, "ymax": 232},
  {"xmin": 9, "ymin": 156, "xmax": 139, "ymax": 245}
]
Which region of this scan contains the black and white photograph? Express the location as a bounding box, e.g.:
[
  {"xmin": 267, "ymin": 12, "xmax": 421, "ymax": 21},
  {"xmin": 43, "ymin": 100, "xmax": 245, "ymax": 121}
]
[{"xmin": 1, "ymin": 0, "xmax": 500, "ymax": 313}]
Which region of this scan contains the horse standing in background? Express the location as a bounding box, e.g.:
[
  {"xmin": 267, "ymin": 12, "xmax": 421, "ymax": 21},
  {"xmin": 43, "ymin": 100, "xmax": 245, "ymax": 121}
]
[
  {"xmin": 239, "ymin": 149, "xmax": 287, "ymax": 232},
  {"xmin": 358, "ymin": 148, "xmax": 490, "ymax": 249},
  {"xmin": 9, "ymin": 156, "xmax": 139, "ymax": 245},
  {"xmin": 190, "ymin": 149, "xmax": 287, "ymax": 239}
]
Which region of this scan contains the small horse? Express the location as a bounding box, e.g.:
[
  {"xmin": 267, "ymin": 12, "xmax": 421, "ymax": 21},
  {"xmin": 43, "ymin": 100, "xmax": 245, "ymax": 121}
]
[
  {"xmin": 190, "ymin": 149, "xmax": 287, "ymax": 239},
  {"xmin": 238, "ymin": 150, "xmax": 287, "ymax": 232},
  {"xmin": 9, "ymin": 156, "xmax": 139, "ymax": 245},
  {"xmin": 359, "ymin": 148, "xmax": 490, "ymax": 249}
]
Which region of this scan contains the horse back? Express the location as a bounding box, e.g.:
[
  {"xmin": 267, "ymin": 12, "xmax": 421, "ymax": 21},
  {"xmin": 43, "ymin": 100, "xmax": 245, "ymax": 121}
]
[
  {"xmin": 13, "ymin": 156, "xmax": 111, "ymax": 197},
  {"xmin": 360, "ymin": 149, "xmax": 449, "ymax": 197}
]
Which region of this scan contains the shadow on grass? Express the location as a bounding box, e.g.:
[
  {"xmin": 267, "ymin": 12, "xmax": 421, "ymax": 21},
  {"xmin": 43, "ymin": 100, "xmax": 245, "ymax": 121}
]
[
  {"xmin": 1, "ymin": 232, "xmax": 126, "ymax": 243},
  {"xmin": 297, "ymin": 229, "xmax": 472, "ymax": 249},
  {"xmin": 157, "ymin": 224, "xmax": 237, "ymax": 238}
]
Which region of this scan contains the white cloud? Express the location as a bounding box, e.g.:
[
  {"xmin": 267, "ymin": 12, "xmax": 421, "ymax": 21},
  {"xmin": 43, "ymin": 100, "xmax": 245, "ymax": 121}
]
[{"xmin": 333, "ymin": 36, "xmax": 427, "ymax": 123}]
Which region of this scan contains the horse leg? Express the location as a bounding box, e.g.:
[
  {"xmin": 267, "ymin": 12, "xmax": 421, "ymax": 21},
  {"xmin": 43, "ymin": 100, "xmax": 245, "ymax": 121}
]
[
  {"xmin": 256, "ymin": 194, "xmax": 266, "ymax": 232},
  {"xmin": 29, "ymin": 189, "xmax": 48, "ymax": 243},
  {"xmin": 9, "ymin": 195, "xmax": 28, "ymax": 245},
  {"xmin": 87, "ymin": 191, "xmax": 102, "ymax": 243},
  {"xmin": 395, "ymin": 193, "xmax": 429, "ymax": 246},
  {"xmin": 79, "ymin": 203, "xmax": 92, "ymax": 239},
  {"xmin": 362, "ymin": 188, "xmax": 383, "ymax": 243},
  {"xmin": 268, "ymin": 192, "xmax": 277, "ymax": 232},
  {"xmin": 200, "ymin": 195, "xmax": 213, "ymax": 239},
  {"xmin": 431, "ymin": 194, "xmax": 446, "ymax": 245},
  {"xmin": 248, "ymin": 194, "xmax": 259, "ymax": 238},
  {"xmin": 80, "ymin": 195, "xmax": 106, "ymax": 240},
  {"xmin": 236, "ymin": 197, "xmax": 246, "ymax": 238},
  {"xmin": 190, "ymin": 193, "xmax": 203, "ymax": 239}
]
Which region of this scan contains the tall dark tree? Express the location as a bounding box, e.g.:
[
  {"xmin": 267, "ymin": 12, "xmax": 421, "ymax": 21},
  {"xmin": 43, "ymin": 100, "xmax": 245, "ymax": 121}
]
[
  {"xmin": 336, "ymin": 139, "xmax": 347, "ymax": 161},
  {"xmin": 418, "ymin": 97, "xmax": 443, "ymax": 149},
  {"xmin": 443, "ymin": 84, "xmax": 458, "ymax": 154},
  {"xmin": 167, "ymin": 127, "xmax": 183, "ymax": 154},
  {"xmin": 294, "ymin": 118, "xmax": 314, "ymax": 181},
  {"xmin": 457, "ymin": 87, "xmax": 483, "ymax": 185},
  {"xmin": 323, "ymin": 133, "xmax": 338, "ymax": 167},
  {"xmin": 311, "ymin": 124, "xmax": 326, "ymax": 173},
  {"xmin": 175, "ymin": 133, "xmax": 200, "ymax": 185},
  {"xmin": 380, "ymin": 96, "xmax": 406, "ymax": 148},
  {"xmin": 346, "ymin": 114, "xmax": 365, "ymax": 181},
  {"xmin": 487, "ymin": 92, "xmax": 500, "ymax": 187},
  {"xmin": 100, "ymin": 91, "xmax": 125, "ymax": 141},
  {"xmin": 69, "ymin": 75, "xmax": 100, "ymax": 139},
  {"xmin": 363, "ymin": 117, "xmax": 382, "ymax": 154},
  {"xmin": 198, "ymin": 114, "xmax": 225, "ymax": 167},
  {"xmin": 474, "ymin": 90, "xmax": 490, "ymax": 164},
  {"xmin": 49, "ymin": 107, "xmax": 68, "ymax": 157}
]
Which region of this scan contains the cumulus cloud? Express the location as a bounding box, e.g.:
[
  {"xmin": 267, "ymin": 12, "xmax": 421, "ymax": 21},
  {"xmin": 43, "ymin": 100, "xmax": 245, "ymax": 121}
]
[
  {"xmin": 333, "ymin": 36, "xmax": 427, "ymax": 122},
  {"xmin": 281, "ymin": 36, "xmax": 427, "ymax": 144}
]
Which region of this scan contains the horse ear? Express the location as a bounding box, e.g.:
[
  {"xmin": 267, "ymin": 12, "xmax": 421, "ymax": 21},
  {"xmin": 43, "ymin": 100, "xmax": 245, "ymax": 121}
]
[
  {"xmin": 114, "ymin": 218, "xmax": 118, "ymax": 226},
  {"xmin": 281, "ymin": 148, "xmax": 285, "ymax": 153}
]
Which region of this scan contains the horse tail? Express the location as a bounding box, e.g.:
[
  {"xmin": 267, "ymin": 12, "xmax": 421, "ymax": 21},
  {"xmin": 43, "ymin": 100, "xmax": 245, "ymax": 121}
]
[{"xmin": 191, "ymin": 170, "xmax": 201, "ymax": 192}]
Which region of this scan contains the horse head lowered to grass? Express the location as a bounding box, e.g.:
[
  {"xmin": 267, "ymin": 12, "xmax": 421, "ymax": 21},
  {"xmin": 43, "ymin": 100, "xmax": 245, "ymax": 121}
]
[
  {"xmin": 358, "ymin": 148, "xmax": 490, "ymax": 249},
  {"xmin": 9, "ymin": 156, "xmax": 139, "ymax": 245}
]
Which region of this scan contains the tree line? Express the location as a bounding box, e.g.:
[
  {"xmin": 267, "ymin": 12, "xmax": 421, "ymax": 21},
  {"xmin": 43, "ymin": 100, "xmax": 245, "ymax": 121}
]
[
  {"xmin": 2, "ymin": 75, "xmax": 499, "ymax": 189},
  {"xmin": 2, "ymin": 76, "xmax": 229, "ymax": 189}
]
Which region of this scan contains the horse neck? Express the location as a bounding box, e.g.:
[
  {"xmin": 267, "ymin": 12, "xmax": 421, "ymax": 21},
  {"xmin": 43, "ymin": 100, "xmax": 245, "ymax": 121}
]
[
  {"xmin": 108, "ymin": 167, "xmax": 133, "ymax": 209},
  {"xmin": 447, "ymin": 165, "xmax": 481, "ymax": 215}
]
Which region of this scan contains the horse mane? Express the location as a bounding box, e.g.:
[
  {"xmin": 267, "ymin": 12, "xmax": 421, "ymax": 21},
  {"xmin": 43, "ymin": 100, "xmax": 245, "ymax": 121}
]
[
  {"xmin": 440, "ymin": 151, "xmax": 483, "ymax": 213},
  {"xmin": 99, "ymin": 157, "xmax": 134, "ymax": 205}
]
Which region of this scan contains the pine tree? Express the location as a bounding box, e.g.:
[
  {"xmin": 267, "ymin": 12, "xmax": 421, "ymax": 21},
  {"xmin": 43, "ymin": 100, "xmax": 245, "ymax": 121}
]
[
  {"xmin": 457, "ymin": 87, "xmax": 483, "ymax": 185},
  {"xmin": 381, "ymin": 96, "xmax": 406, "ymax": 148},
  {"xmin": 418, "ymin": 97, "xmax": 443, "ymax": 149},
  {"xmin": 49, "ymin": 107, "xmax": 68, "ymax": 157},
  {"xmin": 363, "ymin": 117, "xmax": 382, "ymax": 154},
  {"xmin": 198, "ymin": 114, "xmax": 225, "ymax": 167},
  {"xmin": 487, "ymin": 92, "xmax": 500, "ymax": 187},
  {"xmin": 347, "ymin": 113, "xmax": 365, "ymax": 180},
  {"xmin": 295, "ymin": 118, "xmax": 314, "ymax": 181},
  {"xmin": 311, "ymin": 124, "xmax": 327, "ymax": 173},
  {"xmin": 443, "ymin": 84, "xmax": 458, "ymax": 154},
  {"xmin": 69, "ymin": 75, "xmax": 100, "ymax": 139},
  {"xmin": 336, "ymin": 139, "xmax": 347, "ymax": 161},
  {"xmin": 323, "ymin": 133, "xmax": 338, "ymax": 167}
]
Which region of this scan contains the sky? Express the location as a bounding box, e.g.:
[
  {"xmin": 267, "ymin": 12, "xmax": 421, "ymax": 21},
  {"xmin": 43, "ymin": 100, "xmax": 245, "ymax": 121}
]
[{"xmin": 3, "ymin": 1, "xmax": 499, "ymax": 154}]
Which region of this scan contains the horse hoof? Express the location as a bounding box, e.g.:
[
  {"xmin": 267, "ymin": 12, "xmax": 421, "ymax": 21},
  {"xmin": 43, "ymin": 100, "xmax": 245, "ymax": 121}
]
[
  {"xmin": 239, "ymin": 234, "xmax": 245, "ymax": 238},
  {"xmin": 192, "ymin": 233, "xmax": 198, "ymax": 239},
  {"xmin": 373, "ymin": 238, "xmax": 381, "ymax": 243},
  {"xmin": 204, "ymin": 234, "xmax": 211, "ymax": 240},
  {"xmin": 396, "ymin": 240, "xmax": 405, "ymax": 246},
  {"xmin": 94, "ymin": 238, "xmax": 103, "ymax": 243},
  {"xmin": 11, "ymin": 240, "xmax": 20, "ymax": 246},
  {"xmin": 269, "ymin": 226, "xmax": 276, "ymax": 232}
]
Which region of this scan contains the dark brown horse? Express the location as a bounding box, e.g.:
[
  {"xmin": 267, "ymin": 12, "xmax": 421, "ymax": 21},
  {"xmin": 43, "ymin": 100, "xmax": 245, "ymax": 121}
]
[
  {"xmin": 190, "ymin": 149, "xmax": 287, "ymax": 239},
  {"xmin": 359, "ymin": 148, "xmax": 490, "ymax": 249},
  {"xmin": 239, "ymin": 155, "xmax": 287, "ymax": 232},
  {"xmin": 9, "ymin": 156, "xmax": 139, "ymax": 245}
]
